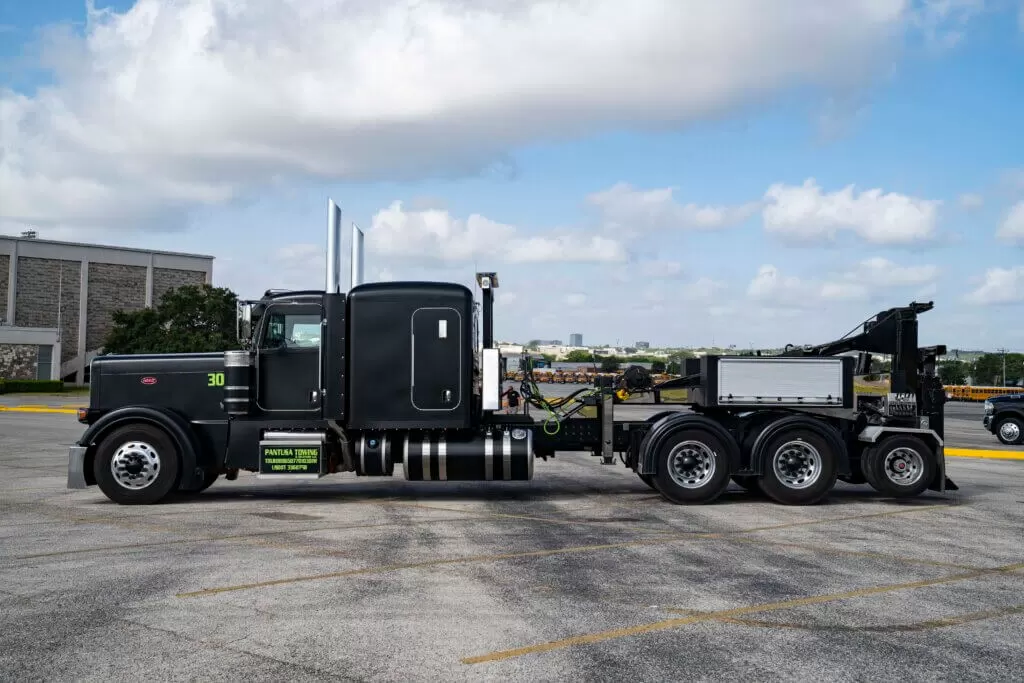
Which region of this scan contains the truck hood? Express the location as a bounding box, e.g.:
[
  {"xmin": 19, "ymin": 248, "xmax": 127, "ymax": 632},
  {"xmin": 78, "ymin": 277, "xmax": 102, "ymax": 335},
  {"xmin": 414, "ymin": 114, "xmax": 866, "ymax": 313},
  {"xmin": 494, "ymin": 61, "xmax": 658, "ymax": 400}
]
[{"xmin": 987, "ymin": 393, "xmax": 1024, "ymax": 403}]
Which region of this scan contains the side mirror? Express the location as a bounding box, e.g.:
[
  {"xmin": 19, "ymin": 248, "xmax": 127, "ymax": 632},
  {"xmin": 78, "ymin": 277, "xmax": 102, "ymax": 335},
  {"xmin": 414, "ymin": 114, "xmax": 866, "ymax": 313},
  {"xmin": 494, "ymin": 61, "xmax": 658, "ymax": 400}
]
[{"xmin": 237, "ymin": 302, "xmax": 253, "ymax": 345}]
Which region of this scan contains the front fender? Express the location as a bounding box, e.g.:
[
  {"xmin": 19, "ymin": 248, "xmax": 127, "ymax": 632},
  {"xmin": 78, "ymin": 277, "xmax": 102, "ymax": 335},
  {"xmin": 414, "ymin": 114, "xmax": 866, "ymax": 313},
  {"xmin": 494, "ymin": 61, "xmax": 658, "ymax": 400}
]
[{"xmin": 76, "ymin": 406, "xmax": 203, "ymax": 489}]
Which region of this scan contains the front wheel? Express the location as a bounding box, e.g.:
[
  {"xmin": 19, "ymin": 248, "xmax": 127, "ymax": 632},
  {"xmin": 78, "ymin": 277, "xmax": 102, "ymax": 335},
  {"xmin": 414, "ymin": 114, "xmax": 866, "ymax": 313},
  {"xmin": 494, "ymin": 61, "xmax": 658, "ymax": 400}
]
[
  {"xmin": 861, "ymin": 435, "xmax": 936, "ymax": 498},
  {"xmin": 994, "ymin": 417, "xmax": 1024, "ymax": 445},
  {"xmin": 756, "ymin": 428, "xmax": 838, "ymax": 505},
  {"xmin": 93, "ymin": 423, "xmax": 181, "ymax": 505},
  {"xmin": 652, "ymin": 429, "xmax": 732, "ymax": 504}
]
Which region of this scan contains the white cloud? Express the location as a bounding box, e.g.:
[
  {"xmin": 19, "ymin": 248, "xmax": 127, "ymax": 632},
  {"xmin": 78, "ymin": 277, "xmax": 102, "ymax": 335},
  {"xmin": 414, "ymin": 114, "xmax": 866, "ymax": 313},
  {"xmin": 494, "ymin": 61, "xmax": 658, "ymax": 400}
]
[
  {"xmin": 762, "ymin": 178, "xmax": 941, "ymax": 245},
  {"xmin": 842, "ymin": 257, "xmax": 941, "ymax": 286},
  {"xmin": 996, "ymin": 201, "xmax": 1024, "ymax": 244},
  {"xmin": 502, "ymin": 234, "xmax": 627, "ymax": 264},
  {"xmin": 364, "ymin": 200, "xmax": 627, "ymax": 265},
  {"xmin": 747, "ymin": 265, "xmax": 869, "ymax": 306},
  {"xmin": 965, "ymin": 266, "xmax": 1024, "ymax": 305},
  {"xmin": 1, "ymin": 0, "xmax": 920, "ymax": 232},
  {"xmin": 747, "ymin": 257, "xmax": 940, "ymax": 309},
  {"xmin": 366, "ymin": 202, "xmax": 516, "ymax": 262},
  {"xmin": 586, "ymin": 183, "xmax": 758, "ymax": 237}
]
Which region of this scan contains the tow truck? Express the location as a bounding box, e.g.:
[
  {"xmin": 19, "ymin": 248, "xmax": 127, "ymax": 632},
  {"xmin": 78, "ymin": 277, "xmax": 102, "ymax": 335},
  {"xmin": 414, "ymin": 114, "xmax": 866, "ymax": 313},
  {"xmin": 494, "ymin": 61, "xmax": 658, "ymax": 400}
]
[{"xmin": 67, "ymin": 199, "xmax": 957, "ymax": 505}]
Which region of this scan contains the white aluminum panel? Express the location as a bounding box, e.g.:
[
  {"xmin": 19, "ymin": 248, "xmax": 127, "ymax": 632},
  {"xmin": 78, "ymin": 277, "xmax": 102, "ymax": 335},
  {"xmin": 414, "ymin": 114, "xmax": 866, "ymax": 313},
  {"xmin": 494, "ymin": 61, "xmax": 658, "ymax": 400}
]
[
  {"xmin": 482, "ymin": 348, "xmax": 501, "ymax": 410},
  {"xmin": 717, "ymin": 357, "xmax": 844, "ymax": 406}
]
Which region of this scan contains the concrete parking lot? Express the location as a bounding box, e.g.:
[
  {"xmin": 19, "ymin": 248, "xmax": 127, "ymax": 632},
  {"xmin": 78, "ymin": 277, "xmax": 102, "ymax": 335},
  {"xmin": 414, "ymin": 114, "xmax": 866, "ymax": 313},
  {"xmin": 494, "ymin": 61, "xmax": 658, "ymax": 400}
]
[{"xmin": 1, "ymin": 405, "xmax": 1022, "ymax": 681}]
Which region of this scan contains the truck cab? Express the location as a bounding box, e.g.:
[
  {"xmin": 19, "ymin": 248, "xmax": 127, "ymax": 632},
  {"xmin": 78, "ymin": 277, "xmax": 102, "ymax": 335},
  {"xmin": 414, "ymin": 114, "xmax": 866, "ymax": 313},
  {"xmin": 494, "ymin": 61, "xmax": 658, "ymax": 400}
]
[{"xmin": 983, "ymin": 393, "xmax": 1024, "ymax": 445}]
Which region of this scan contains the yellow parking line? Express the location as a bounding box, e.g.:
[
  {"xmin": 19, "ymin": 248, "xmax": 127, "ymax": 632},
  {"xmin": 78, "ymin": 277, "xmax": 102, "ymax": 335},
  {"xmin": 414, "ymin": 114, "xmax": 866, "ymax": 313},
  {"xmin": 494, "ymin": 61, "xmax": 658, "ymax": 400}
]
[
  {"xmin": 946, "ymin": 448, "xmax": 1024, "ymax": 460},
  {"xmin": 461, "ymin": 561, "xmax": 1024, "ymax": 664},
  {"xmin": 0, "ymin": 406, "xmax": 80, "ymax": 414}
]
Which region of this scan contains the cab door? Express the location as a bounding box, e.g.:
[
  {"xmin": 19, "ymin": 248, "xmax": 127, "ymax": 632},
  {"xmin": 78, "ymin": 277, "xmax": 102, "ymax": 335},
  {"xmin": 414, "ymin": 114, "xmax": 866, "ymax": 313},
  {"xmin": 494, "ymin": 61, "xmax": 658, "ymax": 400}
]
[{"xmin": 255, "ymin": 302, "xmax": 324, "ymax": 415}]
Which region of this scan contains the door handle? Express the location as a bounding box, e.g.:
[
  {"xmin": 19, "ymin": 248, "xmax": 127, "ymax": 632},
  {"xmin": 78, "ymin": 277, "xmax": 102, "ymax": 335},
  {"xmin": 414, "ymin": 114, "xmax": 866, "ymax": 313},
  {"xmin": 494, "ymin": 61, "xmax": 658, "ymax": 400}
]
[{"xmin": 309, "ymin": 389, "xmax": 320, "ymax": 406}]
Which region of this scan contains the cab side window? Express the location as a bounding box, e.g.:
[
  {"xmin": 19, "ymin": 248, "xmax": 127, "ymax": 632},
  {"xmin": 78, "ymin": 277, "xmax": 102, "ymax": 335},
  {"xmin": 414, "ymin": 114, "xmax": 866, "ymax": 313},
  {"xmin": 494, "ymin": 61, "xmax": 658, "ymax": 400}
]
[{"xmin": 260, "ymin": 312, "xmax": 322, "ymax": 349}]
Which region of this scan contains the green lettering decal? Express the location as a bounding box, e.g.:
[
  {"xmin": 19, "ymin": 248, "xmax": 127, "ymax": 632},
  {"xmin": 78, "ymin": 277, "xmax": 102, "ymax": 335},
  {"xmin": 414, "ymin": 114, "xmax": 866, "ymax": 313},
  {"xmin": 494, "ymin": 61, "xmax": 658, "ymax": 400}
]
[
  {"xmin": 259, "ymin": 443, "xmax": 322, "ymax": 475},
  {"xmin": 207, "ymin": 372, "xmax": 225, "ymax": 387}
]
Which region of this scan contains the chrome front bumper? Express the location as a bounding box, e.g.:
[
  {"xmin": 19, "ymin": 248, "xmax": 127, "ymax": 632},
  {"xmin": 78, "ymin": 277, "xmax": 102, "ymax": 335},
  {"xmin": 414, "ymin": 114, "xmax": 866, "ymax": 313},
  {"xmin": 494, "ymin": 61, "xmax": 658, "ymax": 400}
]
[{"xmin": 67, "ymin": 445, "xmax": 89, "ymax": 489}]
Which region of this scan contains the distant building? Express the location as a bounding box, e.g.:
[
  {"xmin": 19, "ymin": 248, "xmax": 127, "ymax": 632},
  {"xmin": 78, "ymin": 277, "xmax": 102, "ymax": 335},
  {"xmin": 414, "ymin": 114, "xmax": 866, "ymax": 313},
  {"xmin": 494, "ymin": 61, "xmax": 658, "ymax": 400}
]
[
  {"xmin": 1, "ymin": 233, "xmax": 213, "ymax": 383},
  {"xmin": 569, "ymin": 333, "xmax": 583, "ymax": 347},
  {"xmin": 636, "ymin": 341, "xmax": 650, "ymax": 349}
]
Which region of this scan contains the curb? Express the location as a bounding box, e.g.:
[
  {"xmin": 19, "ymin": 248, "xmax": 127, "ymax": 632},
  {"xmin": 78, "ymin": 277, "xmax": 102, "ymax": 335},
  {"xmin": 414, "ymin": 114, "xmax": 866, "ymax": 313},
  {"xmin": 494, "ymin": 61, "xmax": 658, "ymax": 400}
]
[{"xmin": 946, "ymin": 448, "xmax": 1024, "ymax": 461}]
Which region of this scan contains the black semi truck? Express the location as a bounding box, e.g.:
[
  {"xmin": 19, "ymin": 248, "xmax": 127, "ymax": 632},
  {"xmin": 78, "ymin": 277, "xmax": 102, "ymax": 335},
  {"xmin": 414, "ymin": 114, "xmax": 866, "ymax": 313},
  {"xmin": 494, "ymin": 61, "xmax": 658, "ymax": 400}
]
[{"xmin": 67, "ymin": 199, "xmax": 957, "ymax": 506}]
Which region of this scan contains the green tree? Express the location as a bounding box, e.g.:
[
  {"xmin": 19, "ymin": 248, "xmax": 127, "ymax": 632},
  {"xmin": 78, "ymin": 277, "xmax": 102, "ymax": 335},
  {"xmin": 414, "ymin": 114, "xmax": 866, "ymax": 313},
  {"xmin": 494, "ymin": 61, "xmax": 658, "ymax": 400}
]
[
  {"xmin": 971, "ymin": 352, "xmax": 1024, "ymax": 386},
  {"xmin": 565, "ymin": 349, "xmax": 596, "ymax": 362},
  {"xmin": 103, "ymin": 284, "xmax": 240, "ymax": 354},
  {"xmin": 937, "ymin": 361, "xmax": 967, "ymax": 386},
  {"xmin": 666, "ymin": 361, "xmax": 681, "ymax": 375},
  {"xmin": 651, "ymin": 360, "xmax": 666, "ymax": 374},
  {"xmin": 600, "ymin": 356, "xmax": 620, "ymax": 372}
]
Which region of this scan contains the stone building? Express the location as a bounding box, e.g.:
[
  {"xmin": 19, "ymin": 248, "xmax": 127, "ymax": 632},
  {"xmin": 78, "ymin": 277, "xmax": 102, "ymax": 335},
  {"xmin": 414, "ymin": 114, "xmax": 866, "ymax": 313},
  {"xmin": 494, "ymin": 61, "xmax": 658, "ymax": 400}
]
[{"xmin": 0, "ymin": 233, "xmax": 213, "ymax": 384}]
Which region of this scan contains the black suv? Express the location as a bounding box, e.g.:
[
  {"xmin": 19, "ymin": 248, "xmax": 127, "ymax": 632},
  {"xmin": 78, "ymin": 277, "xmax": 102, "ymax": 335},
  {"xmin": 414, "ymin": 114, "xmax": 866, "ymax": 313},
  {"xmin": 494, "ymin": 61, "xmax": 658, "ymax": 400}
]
[{"xmin": 983, "ymin": 393, "xmax": 1024, "ymax": 445}]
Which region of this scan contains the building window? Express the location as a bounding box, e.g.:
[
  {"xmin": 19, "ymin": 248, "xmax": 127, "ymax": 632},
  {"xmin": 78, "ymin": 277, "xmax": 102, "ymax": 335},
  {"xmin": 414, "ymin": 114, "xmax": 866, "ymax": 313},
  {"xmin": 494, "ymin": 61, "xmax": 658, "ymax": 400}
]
[{"xmin": 37, "ymin": 344, "xmax": 53, "ymax": 380}]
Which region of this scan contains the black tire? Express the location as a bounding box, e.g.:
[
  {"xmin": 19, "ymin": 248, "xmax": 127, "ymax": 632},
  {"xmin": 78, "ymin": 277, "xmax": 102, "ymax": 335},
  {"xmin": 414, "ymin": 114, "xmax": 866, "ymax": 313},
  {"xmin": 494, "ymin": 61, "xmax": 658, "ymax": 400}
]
[
  {"xmin": 638, "ymin": 472, "xmax": 660, "ymax": 492},
  {"xmin": 193, "ymin": 469, "xmax": 220, "ymax": 493},
  {"xmin": 756, "ymin": 428, "xmax": 838, "ymax": 505},
  {"xmin": 994, "ymin": 416, "xmax": 1024, "ymax": 446},
  {"xmin": 651, "ymin": 428, "xmax": 732, "ymax": 504},
  {"xmin": 861, "ymin": 435, "xmax": 936, "ymax": 498},
  {"xmin": 93, "ymin": 423, "xmax": 181, "ymax": 505}
]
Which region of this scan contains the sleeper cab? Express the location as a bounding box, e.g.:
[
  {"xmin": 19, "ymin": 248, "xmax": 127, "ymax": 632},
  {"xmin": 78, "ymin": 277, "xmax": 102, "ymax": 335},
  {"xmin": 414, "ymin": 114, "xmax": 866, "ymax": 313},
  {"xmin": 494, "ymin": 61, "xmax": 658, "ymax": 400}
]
[{"xmin": 346, "ymin": 281, "xmax": 475, "ymax": 430}]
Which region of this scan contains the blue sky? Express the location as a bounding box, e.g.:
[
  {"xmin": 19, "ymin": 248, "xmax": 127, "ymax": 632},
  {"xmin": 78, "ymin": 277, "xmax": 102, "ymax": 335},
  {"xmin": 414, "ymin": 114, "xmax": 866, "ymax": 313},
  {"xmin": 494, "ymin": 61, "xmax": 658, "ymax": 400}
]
[{"xmin": 1, "ymin": 0, "xmax": 1023, "ymax": 351}]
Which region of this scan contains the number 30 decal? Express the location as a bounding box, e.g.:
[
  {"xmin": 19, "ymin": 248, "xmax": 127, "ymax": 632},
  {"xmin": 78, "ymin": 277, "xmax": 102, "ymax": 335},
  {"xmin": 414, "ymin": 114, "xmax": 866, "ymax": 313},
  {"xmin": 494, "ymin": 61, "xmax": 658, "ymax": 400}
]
[{"xmin": 207, "ymin": 372, "xmax": 225, "ymax": 387}]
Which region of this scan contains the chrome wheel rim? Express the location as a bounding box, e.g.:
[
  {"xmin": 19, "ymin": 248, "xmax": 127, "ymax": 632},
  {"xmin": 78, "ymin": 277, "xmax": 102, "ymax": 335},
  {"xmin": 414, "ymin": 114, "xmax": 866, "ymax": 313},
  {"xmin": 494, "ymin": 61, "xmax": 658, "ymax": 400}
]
[
  {"xmin": 772, "ymin": 440, "xmax": 821, "ymax": 489},
  {"xmin": 999, "ymin": 422, "xmax": 1021, "ymax": 442},
  {"xmin": 882, "ymin": 447, "xmax": 924, "ymax": 486},
  {"xmin": 668, "ymin": 441, "xmax": 717, "ymax": 489},
  {"xmin": 110, "ymin": 441, "xmax": 161, "ymax": 490}
]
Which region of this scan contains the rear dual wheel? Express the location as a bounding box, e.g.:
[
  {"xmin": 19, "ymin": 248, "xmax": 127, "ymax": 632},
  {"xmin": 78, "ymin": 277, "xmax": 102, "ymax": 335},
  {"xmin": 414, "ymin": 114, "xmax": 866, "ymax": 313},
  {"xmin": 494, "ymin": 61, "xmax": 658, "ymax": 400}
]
[
  {"xmin": 652, "ymin": 429, "xmax": 732, "ymax": 504},
  {"xmin": 756, "ymin": 428, "xmax": 838, "ymax": 506}
]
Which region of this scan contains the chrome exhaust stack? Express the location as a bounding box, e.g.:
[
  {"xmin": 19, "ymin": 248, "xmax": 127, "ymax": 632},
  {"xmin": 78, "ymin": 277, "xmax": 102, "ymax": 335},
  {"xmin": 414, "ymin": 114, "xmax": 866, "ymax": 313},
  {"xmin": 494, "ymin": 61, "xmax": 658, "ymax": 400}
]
[
  {"xmin": 351, "ymin": 222, "xmax": 364, "ymax": 288},
  {"xmin": 326, "ymin": 198, "xmax": 343, "ymax": 294}
]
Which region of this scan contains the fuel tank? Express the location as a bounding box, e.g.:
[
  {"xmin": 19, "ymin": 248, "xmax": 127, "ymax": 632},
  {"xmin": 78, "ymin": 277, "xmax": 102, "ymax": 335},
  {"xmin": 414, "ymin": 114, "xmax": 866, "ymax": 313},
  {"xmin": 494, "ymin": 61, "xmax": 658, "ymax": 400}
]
[
  {"xmin": 89, "ymin": 352, "xmax": 227, "ymax": 420},
  {"xmin": 401, "ymin": 428, "xmax": 534, "ymax": 481}
]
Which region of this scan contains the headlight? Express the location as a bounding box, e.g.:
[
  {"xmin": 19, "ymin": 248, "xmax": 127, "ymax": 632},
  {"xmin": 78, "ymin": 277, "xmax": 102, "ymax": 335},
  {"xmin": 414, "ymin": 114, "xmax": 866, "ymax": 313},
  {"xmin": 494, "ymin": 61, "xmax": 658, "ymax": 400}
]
[{"xmin": 984, "ymin": 400, "xmax": 993, "ymax": 413}]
